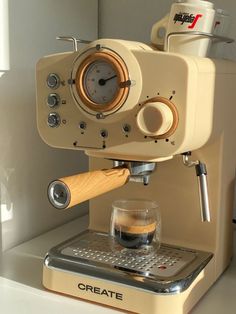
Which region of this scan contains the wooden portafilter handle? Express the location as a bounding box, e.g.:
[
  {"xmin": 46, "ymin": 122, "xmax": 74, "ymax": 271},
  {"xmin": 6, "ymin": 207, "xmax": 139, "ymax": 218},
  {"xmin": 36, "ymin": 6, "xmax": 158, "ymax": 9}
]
[{"xmin": 48, "ymin": 167, "xmax": 130, "ymax": 210}]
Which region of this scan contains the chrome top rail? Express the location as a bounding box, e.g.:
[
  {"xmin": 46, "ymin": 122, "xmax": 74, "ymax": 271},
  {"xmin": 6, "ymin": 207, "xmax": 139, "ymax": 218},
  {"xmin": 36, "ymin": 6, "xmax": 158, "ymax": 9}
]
[
  {"xmin": 56, "ymin": 36, "xmax": 91, "ymax": 51},
  {"xmin": 167, "ymin": 31, "xmax": 234, "ymax": 52}
]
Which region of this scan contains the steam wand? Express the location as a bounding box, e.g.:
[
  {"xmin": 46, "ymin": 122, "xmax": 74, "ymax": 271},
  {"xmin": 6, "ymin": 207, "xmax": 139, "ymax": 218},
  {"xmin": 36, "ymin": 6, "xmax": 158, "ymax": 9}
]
[{"xmin": 182, "ymin": 152, "xmax": 211, "ymax": 222}]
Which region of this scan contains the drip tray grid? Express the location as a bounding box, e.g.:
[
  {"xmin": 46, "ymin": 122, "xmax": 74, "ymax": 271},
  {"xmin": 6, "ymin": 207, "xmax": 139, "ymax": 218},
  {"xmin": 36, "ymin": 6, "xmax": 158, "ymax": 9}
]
[{"xmin": 45, "ymin": 230, "xmax": 213, "ymax": 294}]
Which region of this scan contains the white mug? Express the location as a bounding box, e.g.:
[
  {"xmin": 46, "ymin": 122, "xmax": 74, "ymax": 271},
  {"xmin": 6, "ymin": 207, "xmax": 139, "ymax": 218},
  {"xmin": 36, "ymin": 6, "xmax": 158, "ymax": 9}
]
[
  {"xmin": 209, "ymin": 9, "xmax": 230, "ymax": 58},
  {"xmin": 151, "ymin": 0, "xmax": 216, "ymax": 57}
]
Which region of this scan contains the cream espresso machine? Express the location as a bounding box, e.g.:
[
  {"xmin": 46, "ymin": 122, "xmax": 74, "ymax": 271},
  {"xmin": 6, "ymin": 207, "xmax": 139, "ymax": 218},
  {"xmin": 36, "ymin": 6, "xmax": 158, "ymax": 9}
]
[{"xmin": 36, "ymin": 33, "xmax": 236, "ymax": 313}]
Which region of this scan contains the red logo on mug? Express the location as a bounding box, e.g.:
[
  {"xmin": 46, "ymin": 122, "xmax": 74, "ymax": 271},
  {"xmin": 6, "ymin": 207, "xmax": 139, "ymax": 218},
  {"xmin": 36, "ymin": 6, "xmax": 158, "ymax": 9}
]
[
  {"xmin": 188, "ymin": 14, "xmax": 203, "ymax": 29},
  {"xmin": 173, "ymin": 12, "xmax": 203, "ymax": 29}
]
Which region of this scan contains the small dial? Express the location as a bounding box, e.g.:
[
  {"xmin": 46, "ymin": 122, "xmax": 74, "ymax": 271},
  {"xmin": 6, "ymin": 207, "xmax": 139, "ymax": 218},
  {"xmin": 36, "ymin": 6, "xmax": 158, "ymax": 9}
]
[
  {"xmin": 83, "ymin": 60, "xmax": 118, "ymax": 105},
  {"xmin": 47, "ymin": 93, "xmax": 60, "ymax": 108},
  {"xmin": 47, "ymin": 73, "xmax": 60, "ymax": 89},
  {"xmin": 47, "ymin": 112, "xmax": 60, "ymax": 128}
]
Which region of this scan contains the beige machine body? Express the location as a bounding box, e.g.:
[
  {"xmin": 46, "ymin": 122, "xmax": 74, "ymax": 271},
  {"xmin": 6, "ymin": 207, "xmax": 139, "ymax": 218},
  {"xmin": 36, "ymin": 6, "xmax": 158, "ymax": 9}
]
[
  {"xmin": 36, "ymin": 39, "xmax": 236, "ymax": 314},
  {"xmin": 37, "ymin": 39, "xmax": 219, "ymax": 161}
]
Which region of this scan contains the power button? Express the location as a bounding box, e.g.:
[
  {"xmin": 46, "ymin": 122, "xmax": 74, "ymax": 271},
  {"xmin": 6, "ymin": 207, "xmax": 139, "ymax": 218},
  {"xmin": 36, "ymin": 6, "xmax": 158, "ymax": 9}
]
[{"xmin": 47, "ymin": 73, "xmax": 60, "ymax": 89}]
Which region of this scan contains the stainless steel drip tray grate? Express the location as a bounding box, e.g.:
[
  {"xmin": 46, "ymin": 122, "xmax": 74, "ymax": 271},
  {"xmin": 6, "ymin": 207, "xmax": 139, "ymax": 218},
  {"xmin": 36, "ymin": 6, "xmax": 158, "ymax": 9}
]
[
  {"xmin": 61, "ymin": 234, "xmax": 195, "ymax": 278},
  {"xmin": 45, "ymin": 230, "xmax": 213, "ymax": 294}
]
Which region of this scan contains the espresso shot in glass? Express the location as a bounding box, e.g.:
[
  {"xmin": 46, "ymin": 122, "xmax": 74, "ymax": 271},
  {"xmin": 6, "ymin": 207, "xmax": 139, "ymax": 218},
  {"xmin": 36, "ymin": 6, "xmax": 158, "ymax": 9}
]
[{"xmin": 110, "ymin": 199, "xmax": 161, "ymax": 258}]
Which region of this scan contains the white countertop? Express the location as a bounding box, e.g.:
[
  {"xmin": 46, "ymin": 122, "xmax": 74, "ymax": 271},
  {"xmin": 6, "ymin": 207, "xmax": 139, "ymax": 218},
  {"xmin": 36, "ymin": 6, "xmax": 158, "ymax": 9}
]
[{"xmin": 0, "ymin": 216, "xmax": 236, "ymax": 314}]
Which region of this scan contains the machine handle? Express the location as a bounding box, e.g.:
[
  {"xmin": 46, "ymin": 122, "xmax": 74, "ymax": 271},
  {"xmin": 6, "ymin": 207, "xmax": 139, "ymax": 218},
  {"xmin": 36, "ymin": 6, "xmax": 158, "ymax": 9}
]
[
  {"xmin": 48, "ymin": 167, "xmax": 130, "ymax": 210},
  {"xmin": 195, "ymin": 163, "xmax": 211, "ymax": 222}
]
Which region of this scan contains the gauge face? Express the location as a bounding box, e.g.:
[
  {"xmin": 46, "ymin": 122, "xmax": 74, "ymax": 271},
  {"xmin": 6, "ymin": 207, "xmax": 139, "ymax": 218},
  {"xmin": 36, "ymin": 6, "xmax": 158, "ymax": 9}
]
[
  {"xmin": 83, "ymin": 60, "xmax": 119, "ymax": 105},
  {"xmin": 75, "ymin": 51, "xmax": 129, "ymax": 113}
]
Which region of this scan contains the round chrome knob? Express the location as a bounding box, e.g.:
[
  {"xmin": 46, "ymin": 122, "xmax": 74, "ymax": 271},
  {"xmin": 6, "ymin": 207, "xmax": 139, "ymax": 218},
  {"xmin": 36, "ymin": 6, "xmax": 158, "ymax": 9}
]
[
  {"xmin": 136, "ymin": 97, "xmax": 178, "ymax": 138},
  {"xmin": 47, "ymin": 93, "xmax": 60, "ymax": 108},
  {"xmin": 47, "ymin": 73, "xmax": 60, "ymax": 89},
  {"xmin": 47, "ymin": 112, "xmax": 61, "ymax": 128},
  {"xmin": 48, "ymin": 180, "xmax": 70, "ymax": 210}
]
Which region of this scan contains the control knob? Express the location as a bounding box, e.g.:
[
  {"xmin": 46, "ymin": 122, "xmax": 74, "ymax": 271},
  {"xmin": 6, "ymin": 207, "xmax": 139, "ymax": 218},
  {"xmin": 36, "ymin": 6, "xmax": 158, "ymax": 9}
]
[
  {"xmin": 47, "ymin": 112, "xmax": 61, "ymax": 128},
  {"xmin": 47, "ymin": 93, "xmax": 60, "ymax": 108},
  {"xmin": 136, "ymin": 97, "xmax": 178, "ymax": 138},
  {"xmin": 47, "ymin": 73, "xmax": 60, "ymax": 89}
]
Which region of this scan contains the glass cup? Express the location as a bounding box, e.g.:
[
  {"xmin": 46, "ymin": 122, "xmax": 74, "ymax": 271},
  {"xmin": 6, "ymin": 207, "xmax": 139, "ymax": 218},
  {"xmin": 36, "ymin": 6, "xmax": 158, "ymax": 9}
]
[{"xmin": 110, "ymin": 199, "xmax": 161, "ymax": 258}]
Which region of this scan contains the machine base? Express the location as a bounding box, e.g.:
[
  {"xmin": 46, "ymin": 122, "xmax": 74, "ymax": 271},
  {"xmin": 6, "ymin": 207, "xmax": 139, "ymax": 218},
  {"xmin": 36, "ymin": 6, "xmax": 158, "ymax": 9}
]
[{"xmin": 43, "ymin": 230, "xmax": 214, "ymax": 314}]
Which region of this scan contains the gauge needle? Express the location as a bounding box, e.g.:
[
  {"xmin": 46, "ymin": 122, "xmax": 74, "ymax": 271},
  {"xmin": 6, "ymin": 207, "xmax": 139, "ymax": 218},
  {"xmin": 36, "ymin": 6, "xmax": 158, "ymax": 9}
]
[{"xmin": 98, "ymin": 75, "xmax": 117, "ymax": 86}]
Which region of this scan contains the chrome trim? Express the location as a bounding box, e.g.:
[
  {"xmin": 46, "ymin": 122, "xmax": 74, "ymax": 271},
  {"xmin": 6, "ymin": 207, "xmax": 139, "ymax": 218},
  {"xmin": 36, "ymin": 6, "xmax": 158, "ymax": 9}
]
[
  {"xmin": 56, "ymin": 36, "xmax": 91, "ymax": 51},
  {"xmin": 44, "ymin": 230, "xmax": 213, "ymax": 294},
  {"xmin": 166, "ymin": 31, "xmax": 234, "ymax": 52},
  {"xmin": 47, "ymin": 73, "xmax": 60, "ymax": 90},
  {"xmin": 47, "ymin": 112, "xmax": 61, "ymax": 128},
  {"xmin": 198, "ymin": 171, "xmax": 210, "ymax": 222},
  {"xmin": 48, "ymin": 180, "xmax": 70, "ymax": 210}
]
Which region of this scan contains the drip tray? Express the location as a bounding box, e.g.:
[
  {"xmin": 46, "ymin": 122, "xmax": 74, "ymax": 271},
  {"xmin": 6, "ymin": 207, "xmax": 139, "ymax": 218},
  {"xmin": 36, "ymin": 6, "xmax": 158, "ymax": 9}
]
[{"xmin": 44, "ymin": 230, "xmax": 213, "ymax": 294}]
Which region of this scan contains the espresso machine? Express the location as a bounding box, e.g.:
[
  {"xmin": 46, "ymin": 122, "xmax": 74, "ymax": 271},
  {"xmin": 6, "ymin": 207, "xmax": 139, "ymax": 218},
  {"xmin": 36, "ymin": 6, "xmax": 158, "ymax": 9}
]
[{"xmin": 36, "ymin": 34, "xmax": 236, "ymax": 313}]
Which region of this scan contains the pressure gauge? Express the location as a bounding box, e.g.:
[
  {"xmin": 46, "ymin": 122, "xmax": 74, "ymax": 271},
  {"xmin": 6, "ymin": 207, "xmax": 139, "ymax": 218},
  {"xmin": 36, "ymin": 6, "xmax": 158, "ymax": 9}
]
[
  {"xmin": 75, "ymin": 51, "xmax": 130, "ymax": 114},
  {"xmin": 83, "ymin": 60, "xmax": 118, "ymax": 104}
]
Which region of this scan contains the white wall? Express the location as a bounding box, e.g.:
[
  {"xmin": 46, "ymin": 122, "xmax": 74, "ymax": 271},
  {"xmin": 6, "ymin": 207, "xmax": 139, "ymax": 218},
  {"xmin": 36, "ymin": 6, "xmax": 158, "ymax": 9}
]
[
  {"xmin": 98, "ymin": 0, "xmax": 173, "ymax": 42},
  {"xmin": 0, "ymin": 0, "xmax": 98, "ymax": 251}
]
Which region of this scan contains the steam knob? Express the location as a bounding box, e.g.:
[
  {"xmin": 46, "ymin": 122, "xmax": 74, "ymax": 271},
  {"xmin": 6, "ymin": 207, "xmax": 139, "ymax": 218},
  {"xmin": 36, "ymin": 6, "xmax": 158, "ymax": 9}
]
[
  {"xmin": 137, "ymin": 98, "xmax": 177, "ymax": 138},
  {"xmin": 47, "ymin": 112, "xmax": 60, "ymax": 128},
  {"xmin": 47, "ymin": 93, "xmax": 60, "ymax": 108},
  {"xmin": 47, "ymin": 73, "xmax": 60, "ymax": 89}
]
